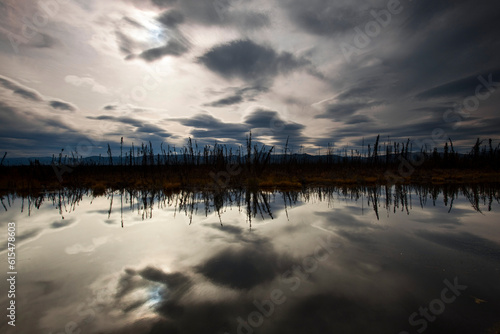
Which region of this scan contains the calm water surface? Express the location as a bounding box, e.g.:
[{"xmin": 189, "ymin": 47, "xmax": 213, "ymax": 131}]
[{"xmin": 1, "ymin": 185, "xmax": 499, "ymax": 334}]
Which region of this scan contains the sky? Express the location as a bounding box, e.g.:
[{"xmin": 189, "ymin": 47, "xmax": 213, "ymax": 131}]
[{"xmin": 0, "ymin": 0, "xmax": 499, "ymax": 157}]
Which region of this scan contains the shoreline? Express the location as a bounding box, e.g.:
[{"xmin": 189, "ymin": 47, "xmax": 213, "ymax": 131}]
[{"xmin": 1, "ymin": 165, "xmax": 500, "ymax": 196}]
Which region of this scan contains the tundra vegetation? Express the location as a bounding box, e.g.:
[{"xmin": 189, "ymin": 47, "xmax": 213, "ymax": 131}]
[{"xmin": 1, "ymin": 134, "xmax": 500, "ymax": 197}]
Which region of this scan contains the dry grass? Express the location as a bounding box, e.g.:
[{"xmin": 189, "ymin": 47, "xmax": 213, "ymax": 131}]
[{"xmin": 1, "ymin": 163, "xmax": 500, "ymax": 196}]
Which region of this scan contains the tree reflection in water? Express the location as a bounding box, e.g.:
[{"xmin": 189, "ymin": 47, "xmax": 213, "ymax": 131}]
[{"xmin": 1, "ymin": 183, "xmax": 499, "ymax": 225}]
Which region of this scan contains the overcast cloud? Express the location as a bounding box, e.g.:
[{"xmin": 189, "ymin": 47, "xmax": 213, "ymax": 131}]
[{"xmin": 1, "ymin": 0, "xmax": 499, "ymax": 156}]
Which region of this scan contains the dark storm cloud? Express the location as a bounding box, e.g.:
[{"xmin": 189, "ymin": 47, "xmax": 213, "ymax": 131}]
[
  {"xmin": 416, "ymin": 69, "xmax": 500, "ymax": 100},
  {"xmin": 87, "ymin": 115, "xmax": 172, "ymax": 137},
  {"xmin": 399, "ymin": 0, "xmax": 499, "ymax": 63},
  {"xmin": 138, "ymin": 124, "xmax": 168, "ymax": 134},
  {"xmin": 13, "ymin": 88, "xmax": 43, "ymax": 101},
  {"xmin": 0, "ymin": 75, "xmax": 107, "ymax": 156},
  {"xmin": 100, "ymin": 104, "xmax": 148, "ymax": 113},
  {"xmin": 151, "ymin": 0, "xmax": 269, "ymax": 30},
  {"xmin": 396, "ymin": 115, "xmax": 493, "ymax": 142},
  {"xmin": 176, "ymin": 113, "xmax": 248, "ymax": 143},
  {"xmin": 239, "ymin": 84, "xmax": 270, "ymax": 99},
  {"xmin": 3, "ymin": 0, "xmax": 500, "ymax": 155},
  {"xmin": 317, "ymin": 101, "xmax": 379, "ymax": 121},
  {"xmin": 309, "ymin": 0, "xmax": 500, "ymax": 141},
  {"xmin": 204, "ymin": 84, "xmax": 270, "ymax": 107},
  {"xmin": 313, "ymin": 76, "xmax": 384, "ymax": 124},
  {"xmin": 382, "ymin": 0, "xmax": 500, "ymax": 97},
  {"xmin": 198, "ymin": 40, "xmax": 310, "ymax": 82},
  {"xmin": 157, "ymin": 9, "xmax": 185, "ymax": 28},
  {"xmin": 138, "ymin": 35, "xmax": 190, "ymax": 61},
  {"xmin": 244, "ymin": 109, "xmax": 285, "ymax": 128},
  {"xmin": 399, "ymin": 0, "xmax": 465, "ymax": 33},
  {"xmin": 0, "ymin": 100, "xmax": 101, "ymax": 156},
  {"xmin": 125, "ymin": 0, "xmax": 270, "ymax": 64},
  {"xmin": 336, "ymin": 86, "xmax": 376, "ymax": 101},
  {"xmin": 315, "ymin": 96, "xmax": 384, "ymax": 127},
  {"xmin": 205, "ymin": 94, "xmax": 243, "ymax": 107},
  {"xmin": 344, "ymin": 114, "xmax": 374, "ymax": 125},
  {"xmin": 312, "ymin": 109, "xmax": 500, "ymax": 152},
  {"xmin": 282, "ymin": 0, "xmax": 367, "ymax": 36},
  {"xmin": 173, "ymin": 108, "xmax": 307, "ymax": 144},
  {"xmin": 176, "ymin": 113, "xmax": 240, "ymax": 130},
  {"xmin": 244, "ymin": 109, "xmax": 305, "ymax": 141},
  {"xmin": 0, "ymin": 75, "xmax": 43, "ymax": 101},
  {"xmin": 49, "ymin": 100, "xmax": 77, "ymax": 112},
  {"xmin": 410, "ymin": 105, "xmax": 452, "ymax": 115}
]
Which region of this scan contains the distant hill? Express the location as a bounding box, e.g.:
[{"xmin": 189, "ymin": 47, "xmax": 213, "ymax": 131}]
[
  {"xmin": 0, "ymin": 152, "xmax": 470, "ymax": 166},
  {"xmin": 2, "ymin": 154, "xmax": 347, "ymax": 166}
]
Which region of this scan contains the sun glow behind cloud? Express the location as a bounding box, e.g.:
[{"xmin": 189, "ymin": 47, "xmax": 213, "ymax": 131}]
[
  {"xmin": 0, "ymin": 0, "xmax": 499, "ymax": 157},
  {"xmin": 123, "ymin": 10, "xmax": 166, "ymax": 45}
]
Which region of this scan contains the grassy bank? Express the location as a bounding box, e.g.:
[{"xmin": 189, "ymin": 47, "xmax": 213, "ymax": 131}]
[
  {"xmin": 1, "ymin": 164, "xmax": 500, "ymax": 197},
  {"xmin": 1, "ymin": 135, "xmax": 500, "ymax": 195}
]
